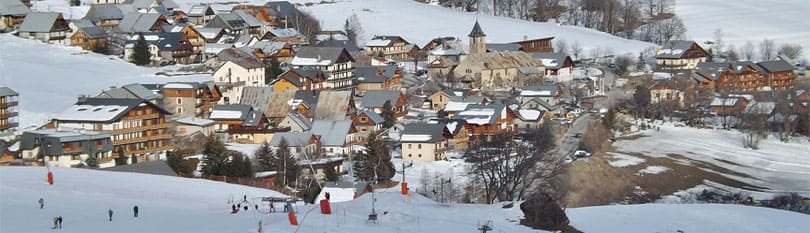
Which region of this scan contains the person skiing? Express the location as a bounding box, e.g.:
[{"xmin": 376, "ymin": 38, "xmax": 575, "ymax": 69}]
[
  {"xmin": 57, "ymin": 216, "xmax": 62, "ymax": 229},
  {"xmin": 108, "ymin": 209, "xmax": 113, "ymax": 222},
  {"xmin": 325, "ymin": 192, "xmax": 331, "ymax": 201},
  {"xmin": 254, "ymin": 204, "xmax": 258, "ymax": 210},
  {"xmin": 243, "ymin": 194, "xmax": 247, "ymax": 202},
  {"xmin": 38, "ymin": 198, "xmax": 44, "ymax": 209},
  {"xmin": 133, "ymin": 205, "xmax": 139, "ymax": 218},
  {"xmin": 269, "ymin": 202, "xmax": 275, "ymax": 213},
  {"xmin": 52, "ymin": 217, "xmax": 58, "ymax": 229}
]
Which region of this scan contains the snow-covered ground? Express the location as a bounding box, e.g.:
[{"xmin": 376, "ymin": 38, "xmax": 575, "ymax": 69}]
[
  {"xmin": 614, "ymin": 123, "xmax": 810, "ymax": 195},
  {"xmin": 0, "ymin": 35, "xmax": 211, "ymax": 128},
  {"xmin": 676, "ymin": 0, "xmax": 810, "ymax": 60},
  {"xmin": 606, "ymin": 152, "xmax": 646, "ymax": 168},
  {"xmin": 3, "ymin": 167, "xmax": 808, "ymax": 233}
]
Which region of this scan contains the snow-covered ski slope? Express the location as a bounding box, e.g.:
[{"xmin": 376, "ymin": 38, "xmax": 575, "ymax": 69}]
[
  {"xmin": 2, "ymin": 167, "xmax": 809, "ymax": 233},
  {"xmin": 676, "ymin": 0, "xmax": 810, "ymax": 59}
]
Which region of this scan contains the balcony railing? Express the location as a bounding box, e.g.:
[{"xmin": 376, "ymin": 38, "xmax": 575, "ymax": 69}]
[
  {"xmin": 110, "ymin": 122, "xmax": 172, "ymax": 134},
  {"xmin": 113, "ymin": 133, "xmax": 173, "ymax": 145},
  {"xmin": 0, "ymin": 112, "xmax": 18, "ymax": 119},
  {"xmin": 0, "ymin": 101, "xmax": 18, "ymax": 108},
  {"xmin": 125, "ymin": 144, "xmax": 174, "ymax": 155},
  {"xmin": 121, "ymin": 112, "xmax": 161, "ymax": 121}
]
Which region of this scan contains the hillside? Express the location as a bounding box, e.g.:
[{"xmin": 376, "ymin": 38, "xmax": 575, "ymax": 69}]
[
  {"xmin": 3, "ymin": 167, "xmax": 809, "ymax": 233},
  {"xmin": 675, "ymin": 0, "xmax": 810, "ymax": 59}
]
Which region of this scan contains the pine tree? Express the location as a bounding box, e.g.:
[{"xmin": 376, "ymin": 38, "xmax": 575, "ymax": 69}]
[
  {"xmin": 254, "ymin": 141, "xmax": 276, "ymax": 171},
  {"xmin": 354, "ymin": 132, "xmax": 394, "ymax": 182},
  {"xmin": 132, "ymin": 33, "xmax": 150, "ymax": 66},
  {"xmin": 85, "ymin": 155, "xmax": 98, "ymax": 168},
  {"xmin": 275, "ymin": 138, "xmax": 297, "ymax": 186},
  {"xmin": 225, "ymin": 152, "xmax": 254, "ymax": 178},
  {"xmin": 324, "ymin": 165, "xmax": 339, "ymax": 182},
  {"xmin": 381, "ymin": 100, "xmax": 396, "ymax": 129},
  {"xmin": 265, "ymin": 56, "xmax": 283, "ymax": 84},
  {"xmin": 201, "ymin": 135, "xmax": 228, "ymax": 176}
]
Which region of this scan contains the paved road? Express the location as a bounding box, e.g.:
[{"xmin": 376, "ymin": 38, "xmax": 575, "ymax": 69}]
[{"xmin": 556, "ymin": 113, "xmax": 594, "ymax": 158}]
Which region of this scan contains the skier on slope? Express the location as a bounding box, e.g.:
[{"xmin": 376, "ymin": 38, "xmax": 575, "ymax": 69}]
[
  {"xmin": 39, "ymin": 198, "xmax": 44, "ymax": 209},
  {"xmin": 108, "ymin": 209, "xmax": 113, "ymax": 222}
]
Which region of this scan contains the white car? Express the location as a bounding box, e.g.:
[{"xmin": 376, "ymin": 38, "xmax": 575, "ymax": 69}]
[{"xmin": 573, "ymin": 150, "xmax": 592, "ymax": 158}]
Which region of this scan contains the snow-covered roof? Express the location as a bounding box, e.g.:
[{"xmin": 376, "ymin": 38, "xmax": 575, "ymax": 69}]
[
  {"xmin": 18, "ymin": 12, "xmax": 61, "ymax": 33},
  {"xmin": 209, "ymin": 110, "xmax": 243, "ymax": 119},
  {"xmin": 400, "ymin": 123, "xmax": 445, "ymax": 143},
  {"xmin": 163, "ymin": 83, "xmax": 195, "ymax": 89},
  {"xmin": 710, "ymin": 97, "xmax": 740, "ymax": 107},
  {"xmin": 444, "ymin": 101, "xmax": 470, "ymax": 112},
  {"xmin": 55, "ymin": 104, "xmax": 129, "ymax": 122},
  {"xmin": 0, "ymin": 0, "xmax": 30, "ymax": 15},
  {"xmin": 175, "ymin": 117, "xmax": 215, "ymax": 126},
  {"xmin": 518, "ymin": 109, "xmax": 542, "ymax": 121},
  {"xmin": 365, "ymin": 39, "xmax": 392, "ymax": 47}
]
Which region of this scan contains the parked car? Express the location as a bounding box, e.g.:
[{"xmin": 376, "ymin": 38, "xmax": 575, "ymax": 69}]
[
  {"xmin": 573, "ymin": 150, "xmax": 592, "ymax": 158},
  {"xmin": 574, "ymin": 133, "xmax": 583, "ymax": 138}
]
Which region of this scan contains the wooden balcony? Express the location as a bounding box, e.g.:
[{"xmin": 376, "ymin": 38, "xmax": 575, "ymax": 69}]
[
  {"xmin": 113, "ymin": 133, "xmax": 173, "ymax": 145},
  {"xmin": 125, "ymin": 144, "xmax": 173, "ymax": 155},
  {"xmin": 62, "ymin": 147, "xmax": 84, "ymax": 153},
  {"xmin": 0, "ymin": 122, "xmax": 18, "ymax": 130},
  {"xmin": 0, "ymin": 101, "xmax": 18, "ymax": 108},
  {"xmin": 110, "ymin": 122, "xmax": 172, "ymax": 134},
  {"xmin": 121, "ymin": 112, "xmax": 161, "ymax": 121},
  {"xmin": 0, "ymin": 112, "xmax": 18, "ymax": 119}
]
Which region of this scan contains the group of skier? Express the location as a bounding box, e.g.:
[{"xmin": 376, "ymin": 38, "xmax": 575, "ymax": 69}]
[{"xmin": 40, "ymin": 197, "xmax": 139, "ymax": 230}]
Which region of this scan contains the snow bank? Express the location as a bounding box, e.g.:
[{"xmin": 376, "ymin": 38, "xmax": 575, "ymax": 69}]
[
  {"xmin": 636, "ymin": 166, "xmax": 670, "ymax": 176},
  {"xmin": 606, "ymin": 152, "xmax": 646, "ymax": 167}
]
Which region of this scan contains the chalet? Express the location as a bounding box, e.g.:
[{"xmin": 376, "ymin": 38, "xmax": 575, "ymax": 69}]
[
  {"xmin": 240, "ymin": 88, "xmax": 296, "ymax": 124},
  {"xmin": 213, "ymin": 48, "xmax": 266, "ymax": 103},
  {"xmin": 452, "ymin": 103, "xmax": 516, "ymax": 141},
  {"xmin": 124, "ymin": 32, "xmax": 194, "ymax": 65},
  {"xmin": 758, "ymin": 60, "xmax": 796, "ymax": 90},
  {"xmin": 655, "ymin": 40, "xmax": 709, "ymax": 72},
  {"xmin": 0, "ymin": 87, "xmax": 19, "ymax": 136},
  {"xmin": 161, "ymin": 82, "xmax": 222, "ymax": 119},
  {"xmin": 267, "ymin": 132, "xmax": 320, "ymax": 159},
  {"xmin": 292, "ymin": 90, "xmax": 320, "ymax": 119},
  {"xmin": 428, "ymin": 118, "xmax": 470, "ymax": 151},
  {"xmin": 0, "ymin": 0, "xmax": 30, "ymax": 32},
  {"xmin": 515, "ymin": 109, "xmax": 546, "ymax": 130},
  {"xmin": 365, "ymin": 35, "xmax": 416, "ymax": 61},
  {"xmin": 83, "ymin": 4, "xmax": 131, "ymax": 30},
  {"xmin": 423, "ymin": 36, "xmax": 464, "ymax": 52},
  {"xmin": 290, "ymin": 47, "xmax": 355, "ymax": 90},
  {"xmin": 519, "ymin": 84, "xmax": 561, "ymax": 105},
  {"xmin": 353, "ymin": 110, "xmax": 384, "ymax": 134},
  {"xmin": 97, "ymin": 83, "xmax": 162, "ymax": 104},
  {"xmin": 187, "ymin": 4, "xmax": 215, "ymax": 25},
  {"xmin": 125, "ymin": 0, "xmax": 180, "ymax": 12},
  {"xmin": 710, "ymin": 96, "xmax": 751, "ymax": 116},
  {"xmin": 453, "ymin": 51, "xmax": 545, "ymax": 91},
  {"xmin": 205, "ymin": 11, "xmax": 263, "ymax": 35},
  {"xmin": 428, "ymin": 88, "xmax": 472, "ymax": 111},
  {"xmin": 271, "ymin": 68, "xmax": 328, "ymax": 92},
  {"xmin": 231, "ymin": 4, "xmax": 278, "ymax": 26},
  {"xmin": 310, "ymin": 120, "xmax": 356, "ymax": 156},
  {"xmin": 519, "ymin": 98, "xmax": 559, "ymax": 117},
  {"xmin": 316, "ymin": 38, "xmax": 361, "ymax": 53},
  {"xmin": 241, "ymin": 41, "xmax": 295, "ymax": 62},
  {"xmin": 50, "ymin": 98, "xmax": 173, "ymax": 162},
  {"xmin": 443, "ymin": 96, "xmax": 490, "ymax": 117},
  {"xmin": 354, "ymin": 65, "xmax": 402, "ymax": 94},
  {"xmin": 530, "ymin": 53, "xmax": 574, "ymax": 82},
  {"xmin": 70, "ymin": 26, "xmax": 109, "ymax": 51},
  {"xmin": 209, "ymin": 104, "xmax": 274, "ymax": 143},
  {"xmin": 263, "ymin": 1, "xmax": 298, "ymax": 27},
  {"xmin": 650, "ymin": 81, "xmax": 684, "ymax": 107},
  {"xmin": 197, "ymin": 27, "xmax": 225, "ymax": 43},
  {"xmin": 513, "ymin": 37, "xmax": 554, "ymax": 53},
  {"xmin": 174, "ymin": 117, "xmax": 215, "ymax": 136},
  {"xmin": 400, "ymin": 123, "xmax": 447, "ymax": 162},
  {"xmin": 17, "ymin": 12, "xmax": 70, "ymax": 44},
  {"xmin": 278, "ymin": 112, "xmax": 311, "ymax": 132},
  {"xmin": 168, "ymin": 24, "xmax": 206, "ymax": 62},
  {"xmin": 386, "ymin": 122, "xmax": 405, "ymax": 141},
  {"xmin": 359, "ymin": 90, "xmax": 407, "ymax": 118},
  {"xmin": 112, "ymin": 12, "xmax": 168, "ymax": 54},
  {"xmin": 20, "ymin": 128, "xmax": 114, "ymax": 168},
  {"xmin": 312, "ymin": 90, "xmax": 355, "ymax": 120},
  {"xmin": 261, "ymin": 28, "xmax": 306, "ymax": 45}
]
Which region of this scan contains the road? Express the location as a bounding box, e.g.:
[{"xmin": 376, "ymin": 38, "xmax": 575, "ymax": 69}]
[{"xmin": 556, "ymin": 113, "xmax": 594, "ymax": 158}]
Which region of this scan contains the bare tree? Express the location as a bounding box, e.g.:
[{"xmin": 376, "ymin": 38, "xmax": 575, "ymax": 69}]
[
  {"xmin": 741, "ymin": 41, "xmax": 756, "ymax": 61},
  {"xmin": 759, "ymin": 39, "xmax": 776, "ymax": 61},
  {"xmin": 777, "ymin": 43, "xmax": 803, "ymax": 60},
  {"xmin": 711, "ymin": 29, "xmax": 724, "ymax": 57},
  {"xmin": 554, "ymin": 39, "xmax": 568, "ymax": 54},
  {"xmin": 725, "ymin": 44, "xmax": 739, "ymax": 61},
  {"xmin": 533, "ymin": 0, "xmax": 564, "ymax": 22},
  {"xmin": 740, "ymin": 108, "xmax": 768, "ymax": 149},
  {"xmin": 571, "ymin": 40, "xmax": 583, "ymax": 60},
  {"xmin": 656, "ymin": 16, "xmax": 686, "ymax": 44},
  {"xmin": 344, "ymin": 13, "xmax": 363, "ymax": 46},
  {"xmin": 614, "ymin": 55, "xmax": 633, "ymax": 75},
  {"xmin": 289, "ymin": 10, "xmax": 322, "ymax": 45}
]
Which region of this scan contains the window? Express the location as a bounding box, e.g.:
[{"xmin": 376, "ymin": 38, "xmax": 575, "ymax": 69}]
[
  {"xmin": 418, "ymin": 144, "xmax": 421, "ymax": 149},
  {"xmin": 418, "ymin": 154, "xmax": 422, "ymax": 157},
  {"xmin": 177, "ymin": 107, "xmax": 183, "ymax": 114},
  {"xmin": 408, "ymin": 154, "xmax": 412, "ymax": 157},
  {"xmin": 177, "ymin": 98, "xmax": 182, "ymax": 104},
  {"xmin": 360, "ymin": 117, "xmax": 367, "ymax": 122},
  {"xmin": 408, "ymin": 144, "xmax": 411, "ymax": 149}
]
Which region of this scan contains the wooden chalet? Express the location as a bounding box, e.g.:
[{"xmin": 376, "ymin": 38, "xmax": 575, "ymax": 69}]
[
  {"xmin": 354, "ymin": 65, "xmax": 402, "ymax": 94},
  {"xmin": 513, "ymin": 37, "xmax": 554, "ymax": 53},
  {"xmin": 161, "ymin": 82, "xmax": 222, "ymax": 119},
  {"xmin": 209, "ymin": 104, "xmax": 283, "ymax": 143},
  {"xmin": 232, "ymin": 4, "xmax": 277, "ymax": 26},
  {"xmin": 359, "ymin": 90, "xmax": 408, "ymax": 119},
  {"xmin": 364, "ymin": 35, "xmax": 416, "ymax": 61},
  {"xmin": 187, "ymin": 4, "xmax": 215, "ymax": 25},
  {"xmin": 1, "ymin": 0, "xmax": 30, "ymax": 32},
  {"xmin": 70, "ymin": 26, "xmax": 109, "ymax": 51},
  {"xmin": 452, "ymin": 103, "xmax": 516, "ymax": 141},
  {"xmin": 17, "ymin": 12, "xmax": 70, "ymax": 44},
  {"xmin": 655, "ymin": 40, "xmax": 709, "ymax": 71},
  {"xmin": 271, "ymin": 68, "xmax": 328, "ymax": 92}
]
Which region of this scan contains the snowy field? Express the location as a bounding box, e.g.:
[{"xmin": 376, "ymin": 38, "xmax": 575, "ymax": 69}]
[
  {"xmin": 676, "ymin": 0, "xmax": 810, "ymax": 59},
  {"xmin": 3, "ymin": 167, "xmax": 809, "ymax": 233},
  {"xmin": 613, "ymin": 123, "xmax": 810, "ymax": 195},
  {"xmin": 0, "ymin": 35, "xmax": 211, "ymax": 128}
]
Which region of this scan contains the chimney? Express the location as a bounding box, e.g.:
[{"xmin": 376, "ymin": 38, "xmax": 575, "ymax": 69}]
[{"xmin": 523, "ymin": 35, "xmax": 528, "ymax": 41}]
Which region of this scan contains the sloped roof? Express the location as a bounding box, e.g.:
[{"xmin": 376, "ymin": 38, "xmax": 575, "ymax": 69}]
[
  {"xmin": 268, "ymin": 132, "xmax": 314, "ymax": 148},
  {"xmin": 358, "ymin": 110, "xmax": 384, "ymax": 124},
  {"xmin": 210, "ymin": 104, "xmax": 263, "ymax": 126},
  {"xmin": 175, "ymin": 117, "xmax": 215, "ymax": 126},
  {"xmin": 233, "ymin": 10, "xmax": 264, "ymax": 27},
  {"xmin": 209, "ymin": 12, "xmax": 249, "ymax": 30},
  {"xmin": 125, "ymin": 32, "xmax": 184, "ymax": 52},
  {"xmin": 244, "ymin": 41, "xmax": 287, "ymax": 56},
  {"xmin": 0, "ymin": 87, "xmax": 19, "ymax": 97},
  {"xmin": 286, "ymin": 112, "xmax": 312, "ymax": 131},
  {"xmin": 239, "ymin": 86, "xmax": 274, "ymax": 115},
  {"xmin": 401, "ymin": 123, "xmax": 445, "ymax": 143},
  {"xmin": 53, "ymin": 98, "xmax": 170, "ymax": 123},
  {"xmin": 360, "ymin": 90, "xmax": 401, "ymax": 108},
  {"xmin": 452, "ymin": 103, "xmax": 506, "ymax": 125},
  {"xmin": 529, "ymin": 52, "xmax": 571, "ymax": 70},
  {"xmin": 117, "ymin": 12, "xmax": 161, "ymax": 33},
  {"xmin": 78, "ymin": 26, "xmax": 109, "ymax": 39},
  {"xmin": 188, "ymin": 4, "xmax": 213, "ymax": 16},
  {"xmin": 267, "ymin": 27, "xmax": 302, "ymax": 38},
  {"xmin": 313, "ymin": 91, "xmax": 352, "ymax": 120},
  {"xmin": 468, "ymin": 20, "xmax": 485, "ymax": 37},
  {"xmin": 355, "ymin": 65, "xmax": 397, "ymax": 84},
  {"xmin": 316, "ymin": 38, "xmax": 360, "ymax": 53},
  {"xmin": 294, "ymin": 90, "xmax": 320, "ymax": 116},
  {"xmin": 461, "ymin": 51, "xmax": 543, "ymax": 70},
  {"xmin": 84, "ymin": 3, "xmax": 126, "ymax": 21},
  {"xmin": 104, "ymin": 160, "xmax": 177, "ymax": 177},
  {"xmin": 291, "ymin": 47, "xmax": 352, "ymax": 66},
  {"xmin": 310, "ymin": 120, "xmax": 353, "ymax": 146},
  {"xmin": 264, "ymin": 91, "xmax": 297, "ymax": 119},
  {"xmin": 486, "ymin": 43, "xmax": 521, "ymax": 52},
  {"xmin": 18, "ymin": 12, "xmax": 60, "ymax": 32},
  {"xmin": 656, "ymin": 40, "xmax": 700, "ymax": 59},
  {"xmin": 0, "ymin": 0, "xmax": 30, "ymax": 15},
  {"xmin": 757, "ymin": 60, "xmax": 794, "ymax": 73},
  {"xmin": 264, "ymin": 1, "xmax": 297, "ymax": 17},
  {"xmin": 520, "ymin": 85, "xmax": 558, "ymax": 97},
  {"xmin": 216, "ymin": 48, "xmax": 264, "ymax": 69},
  {"xmin": 98, "ymin": 83, "xmax": 162, "ymax": 101}
]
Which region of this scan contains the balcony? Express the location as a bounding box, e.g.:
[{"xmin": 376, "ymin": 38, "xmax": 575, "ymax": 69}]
[
  {"xmin": 125, "ymin": 144, "xmax": 174, "ymax": 155},
  {"xmin": 121, "ymin": 112, "xmax": 161, "ymax": 121},
  {"xmin": 0, "ymin": 112, "xmax": 18, "ymax": 119},
  {"xmin": 62, "ymin": 147, "xmax": 84, "ymax": 153},
  {"xmin": 110, "ymin": 122, "xmax": 172, "ymax": 134},
  {"xmin": 0, "ymin": 122, "xmax": 18, "ymax": 130},
  {"xmin": 0, "ymin": 101, "xmax": 18, "ymax": 108},
  {"xmin": 113, "ymin": 133, "xmax": 173, "ymax": 145}
]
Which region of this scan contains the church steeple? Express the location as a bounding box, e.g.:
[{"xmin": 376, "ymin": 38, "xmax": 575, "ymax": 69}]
[{"xmin": 468, "ymin": 20, "xmax": 486, "ymax": 55}]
